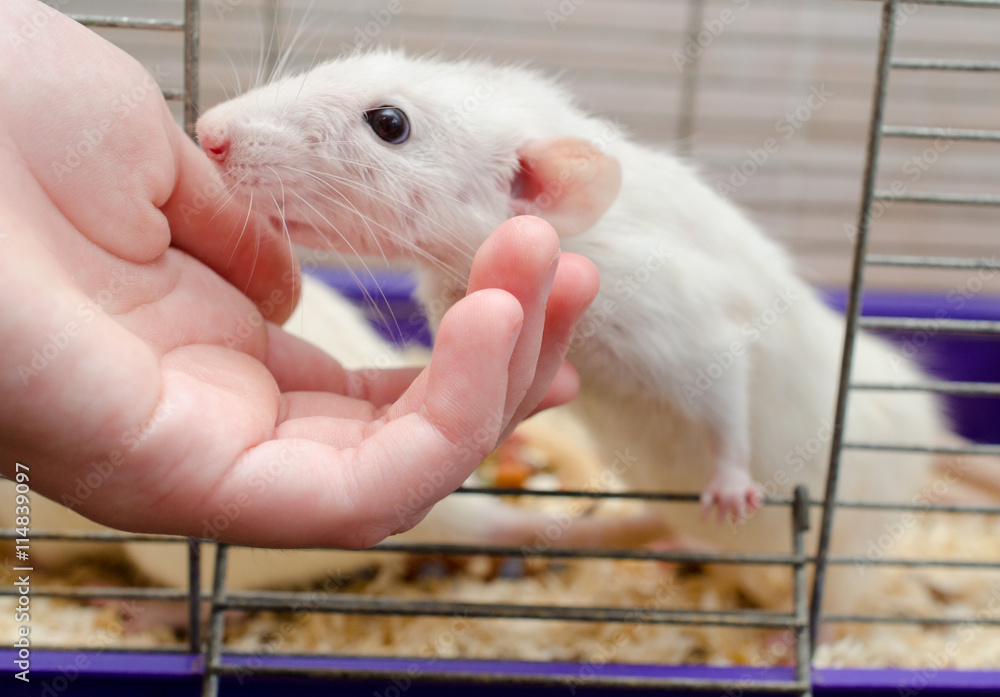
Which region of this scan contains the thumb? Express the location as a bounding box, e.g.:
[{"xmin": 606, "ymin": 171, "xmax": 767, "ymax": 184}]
[{"xmin": 161, "ymin": 128, "xmax": 300, "ymax": 324}]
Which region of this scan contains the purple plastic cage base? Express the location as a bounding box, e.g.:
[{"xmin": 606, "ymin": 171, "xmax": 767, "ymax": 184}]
[
  {"xmin": 3, "ymin": 650, "xmax": 999, "ymax": 695},
  {"xmin": 304, "ymin": 270, "xmax": 1000, "ymax": 444}
]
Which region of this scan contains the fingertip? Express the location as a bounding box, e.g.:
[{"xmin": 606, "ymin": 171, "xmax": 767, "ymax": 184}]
[
  {"xmin": 421, "ymin": 288, "xmax": 525, "ymax": 448},
  {"xmin": 555, "ymin": 252, "xmax": 601, "ymax": 305},
  {"xmin": 471, "ymin": 216, "xmax": 561, "ymax": 285},
  {"xmin": 531, "ymin": 361, "xmax": 580, "ymax": 414},
  {"xmin": 437, "ymin": 288, "xmax": 524, "ymax": 356}
]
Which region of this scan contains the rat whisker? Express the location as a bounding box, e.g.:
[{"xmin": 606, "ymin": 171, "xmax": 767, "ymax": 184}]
[
  {"xmin": 310, "ymin": 153, "xmax": 475, "ymax": 211},
  {"xmin": 224, "ymin": 188, "xmax": 257, "ymax": 274},
  {"xmin": 292, "ymin": 166, "xmax": 476, "ymax": 264},
  {"xmin": 290, "ymin": 175, "xmax": 466, "ymax": 284},
  {"xmin": 206, "ymin": 170, "xmax": 256, "ymax": 224},
  {"xmin": 271, "ymin": 1, "xmax": 316, "ymax": 84},
  {"xmin": 267, "ymin": 167, "xmax": 296, "ymax": 305},
  {"xmin": 300, "ymin": 158, "xmax": 486, "ymax": 260},
  {"xmin": 289, "ymin": 162, "xmax": 474, "ymax": 245},
  {"xmin": 254, "ymin": 1, "xmax": 280, "ymax": 91},
  {"xmin": 285, "ymin": 189, "xmax": 412, "ymax": 336},
  {"xmin": 282, "ymin": 175, "xmax": 401, "ymax": 337},
  {"xmin": 303, "ymin": 180, "xmax": 476, "ymax": 272}
]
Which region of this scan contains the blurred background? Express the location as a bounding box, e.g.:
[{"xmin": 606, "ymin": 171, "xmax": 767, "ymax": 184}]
[{"xmin": 62, "ymin": 0, "xmax": 1000, "ymax": 291}]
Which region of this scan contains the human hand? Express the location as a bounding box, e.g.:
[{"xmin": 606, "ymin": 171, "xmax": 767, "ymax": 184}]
[{"xmin": 0, "ymin": 1, "xmax": 599, "ymax": 548}]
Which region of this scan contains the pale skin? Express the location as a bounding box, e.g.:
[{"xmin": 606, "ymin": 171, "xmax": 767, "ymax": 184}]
[{"xmin": 0, "ymin": 0, "xmax": 599, "ymax": 549}]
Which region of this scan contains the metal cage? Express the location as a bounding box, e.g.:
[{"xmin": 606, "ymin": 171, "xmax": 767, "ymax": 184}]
[{"xmin": 3, "ymin": 1, "xmax": 1000, "ymax": 696}]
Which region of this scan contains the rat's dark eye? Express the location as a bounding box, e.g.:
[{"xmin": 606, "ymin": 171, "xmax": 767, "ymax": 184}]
[{"xmin": 364, "ymin": 106, "xmax": 410, "ymax": 144}]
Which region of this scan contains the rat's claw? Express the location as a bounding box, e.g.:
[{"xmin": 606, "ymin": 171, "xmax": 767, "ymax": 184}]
[{"xmin": 701, "ymin": 469, "xmax": 764, "ymax": 526}]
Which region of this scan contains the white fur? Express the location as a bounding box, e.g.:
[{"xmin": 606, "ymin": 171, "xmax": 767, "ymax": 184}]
[{"xmin": 196, "ymin": 51, "xmax": 951, "ymax": 608}]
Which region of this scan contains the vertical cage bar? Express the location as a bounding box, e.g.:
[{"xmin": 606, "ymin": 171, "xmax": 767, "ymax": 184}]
[
  {"xmin": 263, "ymin": 0, "xmax": 281, "ymax": 81},
  {"xmin": 187, "ymin": 538, "xmax": 202, "ymax": 654},
  {"xmin": 808, "ymin": 0, "xmax": 899, "ymax": 652},
  {"xmin": 183, "ymin": 0, "xmax": 202, "ymax": 657},
  {"xmin": 183, "ymin": 0, "xmax": 200, "ymax": 139},
  {"xmin": 792, "ymin": 486, "xmax": 812, "ymax": 696},
  {"xmin": 201, "ymin": 543, "xmax": 229, "ymax": 697},
  {"xmin": 676, "ymin": 0, "xmax": 706, "ymax": 156}
]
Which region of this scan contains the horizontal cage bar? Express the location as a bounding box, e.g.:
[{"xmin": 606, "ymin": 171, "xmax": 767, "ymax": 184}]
[
  {"xmin": 857, "ymin": 315, "xmax": 1000, "ymax": 335},
  {"xmin": 66, "ymin": 15, "xmax": 184, "ymax": 30},
  {"xmin": 892, "ymin": 0, "xmax": 1000, "ymax": 7},
  {"xmin": 826, "ymin": 556, "xmax": 1000, "ymax": 570},
  {"xmin": 881, "ymin": 125, "xmax": 1000, "ymax": 142},
  {"xmin": 864, "ymin": 254, "xmax": 1000, "ymax": 270},
  {"xmin": 204, "ymin": 665, "xmax": 811, "ymax": 694},
  {"xmin": 843, "ymin": 440, "xmax": 1000, "ymax": 456},
  {"xmin": 832, "ymin": 499, "xmax": 1000, "ymax": 515},
  {"xmin": 822, "ymin": 614, "xmax": 1000, "ymax": 626},
  {"xmin": 891, "ymin": 58, "xmax": 1000, "ymax": 71},
  {"xmin": 210, "ymin": 592, "xmax": 804, "ymax": 629},
  {"xmin": 873, "ymin": 190, "xmax": 1000, "ymax": 206},
  {"xmin": 850, "ymin": 379, "xmax": 1000, "ymax": 396},
  {"xmin": 368, "ymin": 541, "xmax": 808, "ymax": 565}
]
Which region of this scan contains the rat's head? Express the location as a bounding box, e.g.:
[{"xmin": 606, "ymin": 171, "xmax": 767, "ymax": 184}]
[{"xmin": 196, "ymin": 50, "xmax": 621, "ymax": 278}]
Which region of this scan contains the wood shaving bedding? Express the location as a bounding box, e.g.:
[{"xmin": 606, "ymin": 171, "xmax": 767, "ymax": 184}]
[
  {"xmin": 3, "ymin": 511, "xmax": 1000, "ymax": 668},
  {"xmin": 3, "ymin": 413, "xmax": 1000, "ymax": 670}
]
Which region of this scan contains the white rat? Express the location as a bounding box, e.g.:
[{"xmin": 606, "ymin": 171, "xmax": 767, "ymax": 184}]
[{"xmin": 195, "ymin": 50, "xmax": 955, "ymax": 609}]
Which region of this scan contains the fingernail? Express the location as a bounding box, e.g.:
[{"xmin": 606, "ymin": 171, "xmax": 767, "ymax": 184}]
[{"xmin": 542, "ymin": 251, "xmax": 560, "ymax": 301}]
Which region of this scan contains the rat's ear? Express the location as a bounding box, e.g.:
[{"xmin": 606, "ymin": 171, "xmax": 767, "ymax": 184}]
[{"xmin": 510, "ymin": 137, "xmax": 622, "ymax": 237}]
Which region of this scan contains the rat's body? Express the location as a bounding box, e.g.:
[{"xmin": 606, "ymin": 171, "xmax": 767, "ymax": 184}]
[{"xmin": 196, "ymin": 51, "xmax": 949, "ymax": 607}]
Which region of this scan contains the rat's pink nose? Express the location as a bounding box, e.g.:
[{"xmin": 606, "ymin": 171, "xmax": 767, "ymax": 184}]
[{"xmin": 200, "ymin": 131, "xmax": 230, "ymax": 163}]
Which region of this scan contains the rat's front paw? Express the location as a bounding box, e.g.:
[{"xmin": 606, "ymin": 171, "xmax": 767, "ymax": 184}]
[{"xmin": 700, "ymin": 468, "xmax": 763, "ymax": 525}]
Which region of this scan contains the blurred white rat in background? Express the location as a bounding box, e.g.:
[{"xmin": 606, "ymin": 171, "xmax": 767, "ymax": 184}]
[{"xmin": 193, "ymin": 49, "xmax": 961, "ymax": 610}]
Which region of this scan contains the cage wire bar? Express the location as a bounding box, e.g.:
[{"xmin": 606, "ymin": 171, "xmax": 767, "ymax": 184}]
[
  {"xmin": 811, "ymin": 0, "xmax": 1000, "ymax": 648},
  {"xmin": 675, "ymin": 0, "xmax": 706, "ymax": 156}
]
